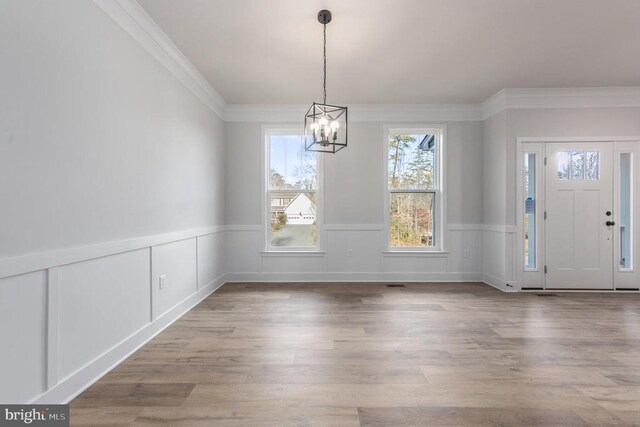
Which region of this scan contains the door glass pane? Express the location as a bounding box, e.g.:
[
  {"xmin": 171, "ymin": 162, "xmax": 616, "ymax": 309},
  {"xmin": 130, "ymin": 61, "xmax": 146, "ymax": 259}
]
[
  {"xmin": 390, "ymin": 192, "xmax": 435, "ymax": 247},
  {"xmin": 571, "ymin": 151, "xmax": 585, "ymax": 180},
  {"xmin": 620, "ymin": 153, "xmax": 632, "ymax": 269},
  {"xmin": 586, "ymin": 151, "xmax": 600, "ymax": 180},
  {"xmin": 557, "ymin": 151, "xmax": 570, "ymax": 180},
  {"xmin": 270, "ymin": 192, "xmax": 317, "ymax": 247},
  {"xmin": 557, "ymin": 150, "xmax": 599, "ymax": 181},
  {"xmin": 524, "ymin": 153, "xmax": 536, "ymax": 269}
]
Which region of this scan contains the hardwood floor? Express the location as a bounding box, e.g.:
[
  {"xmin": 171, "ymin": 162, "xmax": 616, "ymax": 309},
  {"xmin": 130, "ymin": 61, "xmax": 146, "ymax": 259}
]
[{"xmin": 70, "ymin": 283, "xmax": 640, "ymax": 426}]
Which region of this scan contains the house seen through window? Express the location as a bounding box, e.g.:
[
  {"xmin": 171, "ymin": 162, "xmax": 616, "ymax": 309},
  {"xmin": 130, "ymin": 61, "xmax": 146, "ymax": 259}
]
[{"xmin": 267, "ymin": 132, "xmax": 319, "ymax": 249}]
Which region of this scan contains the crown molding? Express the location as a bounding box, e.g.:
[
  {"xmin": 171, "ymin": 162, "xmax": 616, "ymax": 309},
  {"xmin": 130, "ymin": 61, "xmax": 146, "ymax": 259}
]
[
  {"xmin": 224, "ymin": 103, "xmax": 484, "ymax": 122},
  {"xmin": 92, "ymin": 0, "xmax": 226, "ymax": 118},
  {"xmin": 481, "ymin": 87, "xmax": 640, "ymax": 120},
  {"xmin": 88, "ymin": 2, "xmax": 640, "ymax": 124}
]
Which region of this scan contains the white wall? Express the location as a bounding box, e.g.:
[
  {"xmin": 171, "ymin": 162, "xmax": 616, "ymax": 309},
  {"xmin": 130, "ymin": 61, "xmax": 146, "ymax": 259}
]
[
  {"xmin": 225, "ymin": 120, "xmax": 484, "ymax": 281},
  {"xmin": 0, "ymin": 0, "xmax": 226, "ymax": 403}
]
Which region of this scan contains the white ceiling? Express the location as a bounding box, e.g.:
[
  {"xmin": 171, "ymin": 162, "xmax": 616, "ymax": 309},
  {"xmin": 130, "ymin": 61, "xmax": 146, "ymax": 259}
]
[{"xmin": 137, "ymin": 0, "xmax": 640, "ymax": 105}]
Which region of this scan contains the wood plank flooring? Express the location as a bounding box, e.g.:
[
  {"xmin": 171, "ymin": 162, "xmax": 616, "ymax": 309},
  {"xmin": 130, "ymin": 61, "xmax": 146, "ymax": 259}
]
[{"xmin": 70, "ymin": 283, "xmax": 640, "ymax": 426}]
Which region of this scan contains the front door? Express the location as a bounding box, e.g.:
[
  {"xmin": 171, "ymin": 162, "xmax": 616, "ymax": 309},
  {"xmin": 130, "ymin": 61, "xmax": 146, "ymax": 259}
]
[{"xmin": 545, "ymin": 142, "xmax": 614, "ymax": 289}]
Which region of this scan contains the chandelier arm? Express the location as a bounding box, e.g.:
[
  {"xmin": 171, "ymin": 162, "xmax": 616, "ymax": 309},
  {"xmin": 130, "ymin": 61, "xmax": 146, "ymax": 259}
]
[{"xmin": 323, "ymin": 23, "xmax": 327, "ymax": 104}]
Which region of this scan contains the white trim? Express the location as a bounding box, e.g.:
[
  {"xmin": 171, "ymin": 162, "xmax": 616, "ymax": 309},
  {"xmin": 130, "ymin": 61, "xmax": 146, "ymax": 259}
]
[
  {"xmin": 33, "ymin": 275, "xmax": 226, "ymax": 404},
  {"xmin": 383, "ymin": 124, "xmax": 447, "ymax": 252},
  {"xmin": 260, "ymin": 251, "xmax": 326, "ymax": 258},
  {"xmin": 224, "ymin": 88, "xmax": 640, "ymax": 122},
  {"xmin": 0, "ymin": 225, "xmax": 225, "ymax": 280},
  {"xmin": 482, "ymin": 273, "xmax": 518, "ymax": 293},
  {"xmin": 262, "ymin": 125, "xmax": 324, "ymax": 253},
  {"xmin": 46, "ymin": 268, "xmax": 59, "ymax": 390},
  {"xmin": 68, "ymin": 7, "xmax": 640, "ymax": 125},
  {"xmin": 448, "ymin": 223, "xmax": 484, "ymax": 231},
  {"xmin": 225, "ymin": 104, "xmax": 483, "ymax": 123},
  {"xmin": 91, "ymin": 0, "xmax": 226, "ymax": 117},
  {"xmin": 226, "ymin": 272, "xmax": 481, "ymax": 282},
  {"xmin": 225, "ymin": 224, "xmax": 261, "ymax": 232},
  {"xmin": 483, "ymin": 224, "xmax": 518, "ymax": 234},
  {"xmin": 382, "ymin": 251, "xmax": 449, "ymax": 257},
  {"xmin": 482, "ymin": 87, "xmax": 640, "ymax": 120}
]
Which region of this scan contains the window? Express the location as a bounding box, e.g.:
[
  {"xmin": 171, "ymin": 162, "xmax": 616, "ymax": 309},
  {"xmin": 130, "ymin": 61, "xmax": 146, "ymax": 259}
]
[
  {"xmin": 557, "ymin": 151, "xmax": 599, "ymax": 181},
  {"xmin": 619, "ymin": 153, "xmax": 633, "ymax": 269},
  {"xmin": 524, "ymin": 153, "xmax": 537, "ymax": 269},
  {"xmin": 265, "ymin": 129, "xmax": 320, "ymax": 250},
  {"xmin": 385, "ymin": 127, "xmax": 444, "ymax": 250}
]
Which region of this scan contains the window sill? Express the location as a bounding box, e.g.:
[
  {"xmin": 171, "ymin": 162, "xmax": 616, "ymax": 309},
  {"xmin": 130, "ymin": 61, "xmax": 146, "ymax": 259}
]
[
  {"xmin": 260, "ymin": 251, "xmax": 326, "ymax": 257},
  {"xmin": 382, "ymin": 250, "xmax": 449, "ymax": 257}
]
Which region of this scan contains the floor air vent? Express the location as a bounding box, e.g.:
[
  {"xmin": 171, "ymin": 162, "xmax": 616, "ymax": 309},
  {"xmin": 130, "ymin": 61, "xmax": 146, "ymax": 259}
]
[{"xmin": 387, "ymin": 284, "xmax": 406, "ymax": 288}]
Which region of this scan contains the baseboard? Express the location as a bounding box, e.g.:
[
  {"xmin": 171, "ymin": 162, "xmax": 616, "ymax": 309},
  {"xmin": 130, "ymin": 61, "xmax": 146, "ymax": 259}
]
[
  {"xmin": 226, "ymin": 272, "xmax": 483, "ymax": 283},
  {"xmin": 33, "ymin": 274, "xmax": 226, "ymax": 404},
  {"xmin": 482, "ymin": 273, "xmax": 518, "ymax": 292}
]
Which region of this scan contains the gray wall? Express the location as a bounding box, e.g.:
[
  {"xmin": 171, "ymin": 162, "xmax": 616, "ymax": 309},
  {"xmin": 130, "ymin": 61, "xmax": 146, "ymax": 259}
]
[
  {"xmin": 225, "ymin": 120, "xmax": 484, "ymax": 226},
  {"xmin": 505, "ymin": 107, "xmax": 640, "ymax": 225},
  {"xmin": 0, "ymin": 0, "xmax": 226, "ymax": 258}
]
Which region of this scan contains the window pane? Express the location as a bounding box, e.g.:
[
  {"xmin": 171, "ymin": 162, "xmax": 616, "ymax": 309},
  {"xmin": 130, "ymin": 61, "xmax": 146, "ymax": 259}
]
[
  {"xmin": 586, "ymin": 151, "xmax": 600, "ymax": 180},
  {"xmin": 270, "ymin": 135, "xmax": 317, "ymax": 190},
  {"xmin": 571, "ymin": 151, "xmax": 585, "ymax": 180},
  {"xmin": 557, "ymin": 151, "xmax": 570, "ymax": 180},
  {"xmin": 620, "ymin": 153, "xmax": 632, "ymax": 269},
  {"xmin": 390, "ymin": 192, "xmax": 435, "ymax": 247},
  {"xmin": 270, "ymin": 192, "xmax": 317, "ymax": 247},
  {"xmin": 524, "ymin": 153, "xmax": 536, "ymax": 269},
  {"xmin": 388, "ymin": 134, "xmax": 435, "ymax": 190}
]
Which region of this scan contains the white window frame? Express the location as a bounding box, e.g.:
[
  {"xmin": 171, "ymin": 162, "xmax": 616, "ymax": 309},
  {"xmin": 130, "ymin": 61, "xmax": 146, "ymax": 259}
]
[
  {"xmin": 383, "ymin": 124, "xmax": 447, "ymax": 252},
  {"xmin": 262, "ymin": 125, "xmax": 324, "ymax": 252}
]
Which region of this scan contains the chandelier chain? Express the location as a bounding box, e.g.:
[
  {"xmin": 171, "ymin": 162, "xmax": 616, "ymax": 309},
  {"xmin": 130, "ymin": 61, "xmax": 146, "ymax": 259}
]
[{"xmin": 323, "ymin": 23, "xmax": 327, "ymax": 104}]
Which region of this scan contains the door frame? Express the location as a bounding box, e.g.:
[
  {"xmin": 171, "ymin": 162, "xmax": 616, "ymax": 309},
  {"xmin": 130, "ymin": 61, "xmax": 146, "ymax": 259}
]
[{"xmin": 516, "ymin": 136, "xmax": 640, "ymax": 291}]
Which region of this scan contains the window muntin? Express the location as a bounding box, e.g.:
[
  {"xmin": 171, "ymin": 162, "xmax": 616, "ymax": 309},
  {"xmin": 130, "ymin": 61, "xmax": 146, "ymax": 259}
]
[
  {"xmin": 386, "ymin": 130, "xmax": 442, "ymax": 249},
  {"xmin": 266, "ymin": 132, "xmax": 319, "ymax": 250}
]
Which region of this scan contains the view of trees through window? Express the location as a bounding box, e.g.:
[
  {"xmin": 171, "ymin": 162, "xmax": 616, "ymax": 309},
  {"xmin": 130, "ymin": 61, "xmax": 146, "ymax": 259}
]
[
  {"xmin": 268, "ymin": 134, "xmax": 318, "ymax": 248},
  {"xmin": 388, "ymin": 133, "xmax": 438, "ymax": 247}
]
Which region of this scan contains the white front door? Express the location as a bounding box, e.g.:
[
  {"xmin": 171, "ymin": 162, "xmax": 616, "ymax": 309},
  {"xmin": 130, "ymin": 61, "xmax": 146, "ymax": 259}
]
[{"xmin": 545, "ymin": 142, "xmax": 614, "ymax": 289}]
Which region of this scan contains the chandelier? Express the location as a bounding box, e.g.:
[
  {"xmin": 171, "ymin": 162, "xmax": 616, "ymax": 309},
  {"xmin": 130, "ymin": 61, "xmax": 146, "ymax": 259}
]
[{"xmin": 304, "ymin": 10, "xmax": 348, "ymax": 153}]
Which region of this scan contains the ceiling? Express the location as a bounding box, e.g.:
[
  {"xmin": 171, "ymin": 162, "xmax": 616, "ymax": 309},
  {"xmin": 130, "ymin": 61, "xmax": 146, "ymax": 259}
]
[{"xmin": 137, "ymin": 0, "xmax": 640, "ymax": 105}]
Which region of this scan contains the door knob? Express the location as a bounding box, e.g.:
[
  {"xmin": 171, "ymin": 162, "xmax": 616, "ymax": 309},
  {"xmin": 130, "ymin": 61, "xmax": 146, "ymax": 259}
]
[{"xmin": 606, "ymin": 221, "xmax": 616, "ymax": 226}]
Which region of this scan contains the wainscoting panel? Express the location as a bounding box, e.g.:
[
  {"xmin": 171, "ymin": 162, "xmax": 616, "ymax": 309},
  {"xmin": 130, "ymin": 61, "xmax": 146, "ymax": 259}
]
[
  {"xmin": 382, "ymin": 256, "xmax": 448, "ymax": 273},
  {"xmin": 57, "ymin": 249, "xmax": 151, "ymax": 381},
  {"xmin": 0, "ymin": 227, "xmax": 225, "ymax": 404},
  {"xmin": 152, "ymin": 238, "xmax": 198, "ymax": 319},
  {"xmin": 327, "ymin": 230, "xmax": 383, "ymax": 273},
  {"xmin": 261, "ymin": 255, "xmax": 325, "ymax": 273},
  {"xmin": 481, "ymin": 226, "xmax": 518, "ymax": 291},
  {"xmin": 0, "ymin": 271, "xmax": 47, "ymax": 403},
  {"xmin": 227, "ymin": 230, "xmax": 260, "ymax": 274},
  {"xmin": 197, "ymin": 233, "xmax": 226, "ymax": 290},
  {"xmin": 447, "ymin": 229, "xmax": 482, "ymax": 273}
]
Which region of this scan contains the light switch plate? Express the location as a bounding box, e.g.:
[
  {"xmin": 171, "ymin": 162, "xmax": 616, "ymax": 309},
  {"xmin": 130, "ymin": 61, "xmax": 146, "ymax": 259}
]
[{"xmin": 159, "ymin": 274, "xmax": 166, "ymax": 290}]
